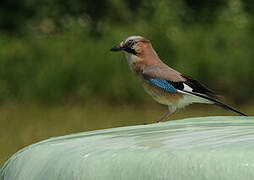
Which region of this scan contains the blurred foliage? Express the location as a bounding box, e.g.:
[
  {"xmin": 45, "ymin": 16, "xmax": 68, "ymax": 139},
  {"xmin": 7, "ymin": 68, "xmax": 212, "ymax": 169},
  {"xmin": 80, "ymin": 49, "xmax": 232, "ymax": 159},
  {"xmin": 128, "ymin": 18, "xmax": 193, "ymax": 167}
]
[{"xmin": 0, "ymin": 0, "xmax": 253, "ymax": 105}]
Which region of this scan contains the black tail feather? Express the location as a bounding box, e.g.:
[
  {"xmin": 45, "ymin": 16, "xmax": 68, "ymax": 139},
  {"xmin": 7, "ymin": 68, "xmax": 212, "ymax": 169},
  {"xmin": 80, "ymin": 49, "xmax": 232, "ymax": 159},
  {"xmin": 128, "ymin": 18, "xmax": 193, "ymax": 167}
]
[
  {"xmin": 183, "ymin": 90, "xmax": 248, "ymax": 116},
  {"xmin": 213, "ymin": 100, "xmax": 247, "ymax": 116}
]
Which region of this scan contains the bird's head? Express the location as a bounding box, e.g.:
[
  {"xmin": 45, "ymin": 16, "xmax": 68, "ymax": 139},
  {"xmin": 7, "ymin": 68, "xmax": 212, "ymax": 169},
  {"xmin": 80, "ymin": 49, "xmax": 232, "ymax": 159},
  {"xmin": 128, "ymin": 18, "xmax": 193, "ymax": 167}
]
[{"xmin": 110, "ymin": 36, "xmax": 152, "ymax": 57}]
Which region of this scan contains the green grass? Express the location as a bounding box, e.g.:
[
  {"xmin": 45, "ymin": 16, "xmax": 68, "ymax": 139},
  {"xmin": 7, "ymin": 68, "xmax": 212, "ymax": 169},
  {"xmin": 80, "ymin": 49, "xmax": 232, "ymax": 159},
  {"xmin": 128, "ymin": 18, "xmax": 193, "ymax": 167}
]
[{"xmin": 0, "ymin": 102, "xmax": 252, "ymax": 167}]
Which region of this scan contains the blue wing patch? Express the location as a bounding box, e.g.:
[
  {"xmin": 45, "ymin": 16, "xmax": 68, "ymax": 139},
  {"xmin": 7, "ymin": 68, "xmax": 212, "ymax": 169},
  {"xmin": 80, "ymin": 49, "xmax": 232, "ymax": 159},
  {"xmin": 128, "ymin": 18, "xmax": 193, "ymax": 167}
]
[{"xmin": 148, "ymin": 78, "xmax": 177, "ymax": 93}]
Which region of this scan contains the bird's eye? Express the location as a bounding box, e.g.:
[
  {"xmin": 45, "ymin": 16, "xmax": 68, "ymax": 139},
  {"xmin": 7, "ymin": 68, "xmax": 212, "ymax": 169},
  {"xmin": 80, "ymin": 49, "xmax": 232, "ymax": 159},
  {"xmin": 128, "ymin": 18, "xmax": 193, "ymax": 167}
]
[{"xmin": 127, "ymin": 40, "xmax": 136, "ymax": 48}]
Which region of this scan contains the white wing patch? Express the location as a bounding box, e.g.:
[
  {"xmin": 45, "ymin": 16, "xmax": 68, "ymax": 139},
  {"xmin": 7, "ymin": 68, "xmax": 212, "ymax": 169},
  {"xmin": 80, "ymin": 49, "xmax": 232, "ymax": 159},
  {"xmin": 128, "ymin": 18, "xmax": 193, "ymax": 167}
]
[{"xmin": 183, "ymin": 83, "xmax": 193, "ymax": 92}]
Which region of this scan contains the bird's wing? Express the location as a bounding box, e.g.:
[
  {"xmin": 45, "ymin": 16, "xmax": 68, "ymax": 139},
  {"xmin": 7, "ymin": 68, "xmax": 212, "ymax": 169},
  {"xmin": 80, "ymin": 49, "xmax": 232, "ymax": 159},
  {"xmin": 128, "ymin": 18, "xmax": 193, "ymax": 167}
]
[
  {"xmin": 142, "ymin": 66, "xmax": 247, "ymax": 116},
  {"xmin": 142, "ymin": 65, "xmax": 214, "ymax": 96},
  {"xmin": 142, "ymin": 65, "xmax": 185, "ymax": 82}
]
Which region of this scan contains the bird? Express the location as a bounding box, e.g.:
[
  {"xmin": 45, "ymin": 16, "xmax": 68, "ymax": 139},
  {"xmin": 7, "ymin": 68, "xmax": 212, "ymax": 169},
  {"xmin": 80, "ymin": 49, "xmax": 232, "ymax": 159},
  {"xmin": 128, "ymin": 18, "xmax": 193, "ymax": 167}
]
[{"xmin": 110, "ymin": 35, "xmax": 247, "ymax": 122}]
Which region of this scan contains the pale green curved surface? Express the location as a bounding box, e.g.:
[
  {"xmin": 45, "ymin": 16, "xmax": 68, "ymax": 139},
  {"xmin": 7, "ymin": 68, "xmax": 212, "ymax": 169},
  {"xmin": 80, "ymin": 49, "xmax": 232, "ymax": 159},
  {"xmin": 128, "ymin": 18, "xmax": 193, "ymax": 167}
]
[{"xmin": 1, "ymin": 116, "xmax": 254, "ymax": 180}]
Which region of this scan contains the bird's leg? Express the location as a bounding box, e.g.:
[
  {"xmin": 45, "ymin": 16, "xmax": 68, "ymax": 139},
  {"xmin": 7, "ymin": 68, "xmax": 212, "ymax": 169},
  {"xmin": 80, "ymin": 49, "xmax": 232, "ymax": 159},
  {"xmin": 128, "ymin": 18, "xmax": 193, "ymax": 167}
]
[
  {"xmin": 156, "ymin": 106, "xmax": 177, "ymax": 123},
  {"xmin": 157, "ymin": 111, "xmax": 172, "ymax": 123}
]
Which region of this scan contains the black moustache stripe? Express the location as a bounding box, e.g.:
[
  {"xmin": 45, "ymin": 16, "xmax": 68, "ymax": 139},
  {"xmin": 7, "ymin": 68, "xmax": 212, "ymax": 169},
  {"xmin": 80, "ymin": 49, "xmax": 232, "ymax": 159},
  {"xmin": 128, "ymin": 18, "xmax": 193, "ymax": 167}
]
[{"xmin": 124, "ymin": 47, "xmax": 137, "ymax": 55}]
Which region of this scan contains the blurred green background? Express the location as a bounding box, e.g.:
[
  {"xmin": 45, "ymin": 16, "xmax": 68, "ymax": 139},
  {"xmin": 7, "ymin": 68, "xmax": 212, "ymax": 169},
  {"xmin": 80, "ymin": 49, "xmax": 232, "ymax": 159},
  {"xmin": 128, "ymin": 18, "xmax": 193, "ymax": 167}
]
[{"xmin": 0, "ymin": 0, "xmax": 254, "ymax": 166}]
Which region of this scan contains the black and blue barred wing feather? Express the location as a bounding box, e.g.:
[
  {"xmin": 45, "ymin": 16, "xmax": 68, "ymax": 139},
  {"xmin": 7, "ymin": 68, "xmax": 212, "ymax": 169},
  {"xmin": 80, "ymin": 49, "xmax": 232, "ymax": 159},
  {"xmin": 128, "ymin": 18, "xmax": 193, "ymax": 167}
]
[
  {"xmin": 142, "ymin": 72, "xmax": 213, "ymax": 95},
  {"xmin": 148, "ymin": 78, "xmax": 178, "ymax": 93}
]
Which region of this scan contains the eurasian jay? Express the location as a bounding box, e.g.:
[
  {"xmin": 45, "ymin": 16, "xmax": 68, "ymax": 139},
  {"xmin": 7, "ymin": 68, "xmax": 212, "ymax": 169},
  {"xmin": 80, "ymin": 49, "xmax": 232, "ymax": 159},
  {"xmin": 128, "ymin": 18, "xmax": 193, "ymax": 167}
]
[{"xmin": 110, "ymin": 36, "xmax": 247, "ymax": 122}]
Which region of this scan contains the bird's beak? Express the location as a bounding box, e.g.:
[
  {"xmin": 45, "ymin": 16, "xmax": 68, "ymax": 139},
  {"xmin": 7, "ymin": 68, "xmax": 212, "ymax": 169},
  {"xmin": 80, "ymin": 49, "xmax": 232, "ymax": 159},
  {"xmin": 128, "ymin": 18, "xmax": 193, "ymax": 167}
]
[
  {"xmin": 110, "ymin": 45, "xmax": 123, "ymax": 51},
  {"xmin": 110, "ymin": 42, "xmax": 124, "ymax": 52}
]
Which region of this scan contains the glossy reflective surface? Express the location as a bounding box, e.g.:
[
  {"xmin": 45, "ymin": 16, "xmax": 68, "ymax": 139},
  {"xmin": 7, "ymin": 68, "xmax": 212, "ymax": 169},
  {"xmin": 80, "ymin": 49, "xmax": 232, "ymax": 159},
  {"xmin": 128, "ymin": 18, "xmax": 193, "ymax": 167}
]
[{"xmin": 1, "ymin": 116, "xmax": 254, "ymax": 180}]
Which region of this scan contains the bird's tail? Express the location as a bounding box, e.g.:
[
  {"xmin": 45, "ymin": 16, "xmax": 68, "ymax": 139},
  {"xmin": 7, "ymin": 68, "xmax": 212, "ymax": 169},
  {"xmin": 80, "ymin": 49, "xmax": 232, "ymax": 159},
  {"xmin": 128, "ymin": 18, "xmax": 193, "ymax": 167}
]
[{"xmin": 181, "ymin": 90, "xmax": 247, "ymax": 116}]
